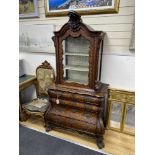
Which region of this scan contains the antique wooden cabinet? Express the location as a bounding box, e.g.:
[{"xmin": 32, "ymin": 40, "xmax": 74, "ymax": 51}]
[{"xmin": 45, "ymin": 11, "xmax": 109, "ymax": 149}]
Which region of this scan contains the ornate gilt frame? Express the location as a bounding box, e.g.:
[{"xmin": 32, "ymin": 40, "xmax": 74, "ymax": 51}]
[
  {"xmin": 108, "ymin": 100, "xmax": 124, "ymax": 132},
  {"xmin": 107, "ymin": 88, "xmax": 135, "ymax": 136},
  {"xmin": 45, "ymin": 0, "xmax": 120, "ymax": 17},
  {"xmin": 122, "ymin": 103, "xmax": 135, "ymax": 135},
  {"xmin": 19, "ymin": 0, "xmax": 39, "ymax": 19}
]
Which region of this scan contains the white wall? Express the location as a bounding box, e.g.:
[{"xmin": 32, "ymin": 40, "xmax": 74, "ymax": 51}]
[
  {"xmin": 19, "ymin": 52, "xmax": 56, "ymax": 75},
  {"xmin": 101, "ymin": 54, "xmax": 135, "ymax": 90},
  {"xmin": 19, "ymin": 52, "xmax": 135, "ymax": 91},
  {"xmin": 19, "ymin": 0, "xmax": 135, "ymax": 94}
]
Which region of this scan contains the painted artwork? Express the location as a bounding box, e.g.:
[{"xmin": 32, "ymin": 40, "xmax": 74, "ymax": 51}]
[
  {"xmin": 45, "ymin": 0, "xmax": 119, "ymax": 16},
  {"xmin": 19, "ymin": 24, "xmax": 55, "ymax": 53},
  {"xmin": 19, "ymin": 0, "xmax": 39, "ymax": 18}
]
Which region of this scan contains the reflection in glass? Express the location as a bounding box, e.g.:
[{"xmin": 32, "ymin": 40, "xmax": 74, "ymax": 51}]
[
  {"xmin": 110, "ymin": 102, "xmax": 123, "ymax": 129},
  {"xmin": 124, "ymin": 104, "xmax": 135, "ymax": 133},
  {"xmin": 62, "ymin": 36, "xmax": 90, "ymax": 84}
]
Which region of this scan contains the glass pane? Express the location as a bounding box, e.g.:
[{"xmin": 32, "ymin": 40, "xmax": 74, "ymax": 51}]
[
  {"xmin": 124, "ymin": 104, "xmax": 135, "ymax": 133},
  {"xmin": 64, "ymin": 70, "xmax": 88, "ymax": 84},
  {"xmin": 63, "ymin": 36, "xmax": 89, "ymax": 54},
  {"xmin": 110, "ymin": 102, "xmax": 123, "ymax": 129},
  {"xmin": 62, "ymin": 36, "xmax": 89, "ymax": 84}
]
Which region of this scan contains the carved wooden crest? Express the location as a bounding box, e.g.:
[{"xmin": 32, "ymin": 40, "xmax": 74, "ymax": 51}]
[
  {"xmin": 37, "ymin": 60, "xmax": 53, "ymax": 70},
  {"xmin": 67, "ymin": 11, "xmax": 82, "ymax": 32}
]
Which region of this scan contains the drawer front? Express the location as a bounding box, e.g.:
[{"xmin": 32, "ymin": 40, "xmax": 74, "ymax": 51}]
[
  {"xmin": 48, "ymin": 89, "xmax": 104, "ymax": 105},
  {"xmin": 50, "ymin": 115, "xmax": 97, "ymax": 134},
  {"xmin": 47, "ymin": 105, "xmax": 98, "ymax": 134},
  {"xmin": 49, "ymin": 104, "xmax": 97, "ymax": 125},
  {"xmin": 49, "ymin": 98, "xmax": 101, "ymax": 112}
]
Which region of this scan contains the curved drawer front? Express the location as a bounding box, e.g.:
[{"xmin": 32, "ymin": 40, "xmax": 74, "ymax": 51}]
[
  {"xmin": 51, "ymin": 115, "xmax": 97, "ymax": 135},
  {"xmin": 47, "ymin": 106, "xmax": 98, "ymax": 135},
  {"xmin": 48, "ymin": 90, "xmax": 104, "ymax": 105},
  {"xmin": 49, "ymin": 104, "xmax": 97, "ymax": 125},
  {"xmin": 49, "ymin": 98, "xmax": 101, "ymax": 112}
]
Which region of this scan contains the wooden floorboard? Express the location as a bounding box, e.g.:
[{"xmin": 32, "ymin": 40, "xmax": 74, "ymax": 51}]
[{"xmin": 20, "ymin": 116, "xmax": 135, "ymax": 155}]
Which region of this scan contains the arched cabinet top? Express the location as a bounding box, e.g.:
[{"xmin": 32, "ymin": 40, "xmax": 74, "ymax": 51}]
[{"xmin": 53, "ymin": 11, "xmax": 105, "ymax": 38}]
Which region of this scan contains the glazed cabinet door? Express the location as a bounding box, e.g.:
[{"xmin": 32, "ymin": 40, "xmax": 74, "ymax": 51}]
[{"xmin": 62, "ymin": 36, "xmax": 90, "ymax": 85}]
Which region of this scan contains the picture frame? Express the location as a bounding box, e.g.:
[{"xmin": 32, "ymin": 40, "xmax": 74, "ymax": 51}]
[
  {"xmin": 45, "ymin": 0, "xmax": 120, "ymax": 17},
  {"xmin": 107, "ymin": 89, "xmax": 135, "ymax": 136},
  {"xmin": 19, "ymin": 24, "xmax": 55, "ymax": 53},
  {"xmin": 129, "ymin": 23, "xmax": 135, "ymax": 51},
  {"xmin": 19, "ymin": 0, "xmax": 39, "ymax": 19}
]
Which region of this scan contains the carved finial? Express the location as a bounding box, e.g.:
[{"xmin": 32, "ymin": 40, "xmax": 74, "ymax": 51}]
[
  {"xmin": 40, "ymin": 60, "xmax": 53, "ymax": 69},
  {"xmin": 68, "ymin": 11, "xmax": 82, "ymax": 32},
  {"xmin": 42, "ymin": 60, "xmax": 50, "ymax": 66}
]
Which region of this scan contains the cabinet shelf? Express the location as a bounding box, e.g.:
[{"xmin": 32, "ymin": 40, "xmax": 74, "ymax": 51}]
[
  {"xmin": 64, "ymin": 53, "xmax": 89, "ymax": 57},
  {"xmin": 65, "ymin": 78, "xmax": 87, "ymax": 84},
  {"xmin": 64, "ymin": 65, "xmax": 89, "ymax": 72}
]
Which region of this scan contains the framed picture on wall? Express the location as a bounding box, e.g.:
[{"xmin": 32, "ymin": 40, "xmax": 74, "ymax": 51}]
[
  {"xmin": 129, "ymin": 23, "xmax": 135, "ymax": 51},
  {"xmin": 19, "ymin": 0, "xmax": 39, "ymax": 19},
  {"xmin": 45, "ymin": 0, "xmax": 120, "ymax": 17}
]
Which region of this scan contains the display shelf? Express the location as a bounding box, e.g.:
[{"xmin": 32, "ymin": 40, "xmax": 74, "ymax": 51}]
[
  {"xmin": 64, "ymin": 65, "xmax": 89, "ymax": 72},
  {"xmin": 64, "ymin": 55, "xmax": 89, "ymax": 67},
  {"xmin": 64, "ymin": 78, "xmax": 87, "ymax": 84},
  {"xmin": 64, "ymin": 52, "xmax": 89, "ymax": 56},
  {"xmin": 64, "ymin": 70, "xmax": 88, "ymax": 84}
]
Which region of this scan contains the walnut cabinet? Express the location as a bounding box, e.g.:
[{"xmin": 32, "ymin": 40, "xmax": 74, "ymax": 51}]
[{"xmin": 45, "ymin": 11, "xmax": 109, "ymax": 149}]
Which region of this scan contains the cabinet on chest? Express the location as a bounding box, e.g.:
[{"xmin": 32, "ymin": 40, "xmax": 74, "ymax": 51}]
[{"xmin": 44, "ymin": 11, "xmax": 109, "ymax": 149}]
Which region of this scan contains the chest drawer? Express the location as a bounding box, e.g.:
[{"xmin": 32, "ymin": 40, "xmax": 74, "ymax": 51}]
[
  {"xmin": 48, "ymin": 89, "xmax": 104, "ymax": 106},
  {"xmin": 49, "ymin": 98, "xmax": 102, "ymax": 112}
]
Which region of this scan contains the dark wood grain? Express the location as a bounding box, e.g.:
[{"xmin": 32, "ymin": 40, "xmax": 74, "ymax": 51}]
[{"xmin": 45, "ymin": 11, "xmax": 109, "ymax": 149}]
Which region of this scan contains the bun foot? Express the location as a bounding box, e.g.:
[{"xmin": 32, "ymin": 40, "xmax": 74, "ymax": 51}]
[
  {"xmin": 97, "ymin": 137, "xmax": 104, "ymax": 149},
  {"xmin": 45, "ymin": 123, "xmax": 53, "ymax": 132}
]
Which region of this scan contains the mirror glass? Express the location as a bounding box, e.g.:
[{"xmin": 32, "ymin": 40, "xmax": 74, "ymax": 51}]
[
  {"xmin": 110, "ymin": 102, "xmax": 123, "ymax": 129},
  {"xmin": 124, "ymin": 104, "xmax": 135, "ymax": 133}
]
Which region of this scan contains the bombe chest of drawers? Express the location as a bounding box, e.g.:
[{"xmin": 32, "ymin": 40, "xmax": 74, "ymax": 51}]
[{"xmin": 45, "ymin": 83, "xmax": 108, "ymax": 148}]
